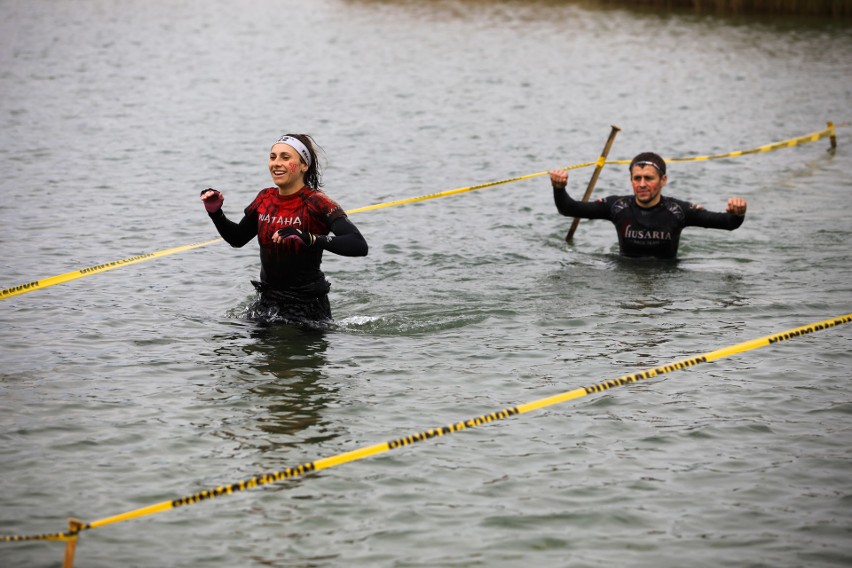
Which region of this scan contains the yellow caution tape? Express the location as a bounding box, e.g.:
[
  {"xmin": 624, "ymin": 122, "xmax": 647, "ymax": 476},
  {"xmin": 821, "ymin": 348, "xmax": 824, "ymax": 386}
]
[
  {"xmin": 0, "ymin": 239, "xmax": 222, "ymax": 300},
  {"xmin": 346, "ymin": 162, "xmax": 596, "ymax": 215},
  {"xmin": 608, "ymin": 123, "xmax": 836, "ymax": 166},
  {"xmin": 3, "ymin": 312, "xmax": 849, "ymax": 543},
  {"xmin": 0, "ymin": 123, "xmax": 837, "ymax": 300}
]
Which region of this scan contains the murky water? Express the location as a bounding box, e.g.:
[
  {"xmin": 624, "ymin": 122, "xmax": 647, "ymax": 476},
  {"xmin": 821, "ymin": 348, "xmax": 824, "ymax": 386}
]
[{"xmin": 1, "ymin": 1, "xmax": 851, "ymax": 566}]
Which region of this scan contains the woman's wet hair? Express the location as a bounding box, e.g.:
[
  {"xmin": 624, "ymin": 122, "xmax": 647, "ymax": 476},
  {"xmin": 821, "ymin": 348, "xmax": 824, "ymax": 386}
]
[
  {"xmin": 284, "ymin": 133, "xmax": 324, "ymax": 189},
  {"xmin": 630, "ymin": 152, "xmax": 666, "ymax": 177}
]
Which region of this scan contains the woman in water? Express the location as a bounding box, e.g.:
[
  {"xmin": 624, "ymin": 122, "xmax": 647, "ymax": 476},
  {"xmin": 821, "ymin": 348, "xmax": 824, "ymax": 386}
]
[{"xmin": 201, "ymin": 134, "xmax": 368, "ymax": 324}]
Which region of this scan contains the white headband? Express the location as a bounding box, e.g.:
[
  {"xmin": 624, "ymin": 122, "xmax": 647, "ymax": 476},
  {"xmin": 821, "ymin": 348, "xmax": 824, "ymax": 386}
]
[
  {"xmin": 633, "ymin": 160, "xmax": 663, "ymax": 174},
  {"xmin": 273, "ymin": 135, "xmax": 312, "ymax": 167}
]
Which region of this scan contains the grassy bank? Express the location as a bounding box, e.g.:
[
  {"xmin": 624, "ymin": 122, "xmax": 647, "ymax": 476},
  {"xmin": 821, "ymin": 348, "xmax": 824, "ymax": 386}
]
[{"xmin": 581, "ymin": 0, "xmax": 851, "ymax": 17}]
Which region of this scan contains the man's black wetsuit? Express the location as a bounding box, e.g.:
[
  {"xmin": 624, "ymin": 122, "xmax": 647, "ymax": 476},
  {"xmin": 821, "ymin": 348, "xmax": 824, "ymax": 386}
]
[{"xmin": 554, "ymin": 187, "xmax": 744, "ymax": 259}]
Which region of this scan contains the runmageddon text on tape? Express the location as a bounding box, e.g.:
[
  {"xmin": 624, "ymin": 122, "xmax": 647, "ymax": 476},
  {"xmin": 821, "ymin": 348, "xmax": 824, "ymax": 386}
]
[{"xmin": 2, "ymin": 312, "xmax": 849, "ymax": 544}]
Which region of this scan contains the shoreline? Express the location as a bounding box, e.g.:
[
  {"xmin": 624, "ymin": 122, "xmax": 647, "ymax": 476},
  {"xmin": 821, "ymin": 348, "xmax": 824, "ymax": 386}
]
[{"xmin": 576, "ymin": 0, "xmax": 852, "ymax": 17}]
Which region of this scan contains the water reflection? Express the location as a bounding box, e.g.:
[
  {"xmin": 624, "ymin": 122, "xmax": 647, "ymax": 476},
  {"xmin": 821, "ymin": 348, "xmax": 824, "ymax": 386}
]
[
  {"xmin": 554, "ymin": 250, "xmax": 748, "ymax": 318},
  {"xmin": 245, "ymin": 326, "xmax": 334, "ymax": 442},
  {"xmin": 205, "ymin": 324, "xmax": 338, "ymax": 454}
]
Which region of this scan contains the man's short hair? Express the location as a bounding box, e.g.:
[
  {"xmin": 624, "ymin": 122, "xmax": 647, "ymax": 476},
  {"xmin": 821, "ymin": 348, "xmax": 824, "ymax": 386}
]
[{"xmin": 630, "ymin": 152, "xmax": 666, "ymax": 176}]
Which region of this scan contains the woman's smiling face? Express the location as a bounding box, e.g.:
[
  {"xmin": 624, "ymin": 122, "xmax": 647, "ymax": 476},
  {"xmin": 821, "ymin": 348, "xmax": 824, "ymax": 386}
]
[{"xmin": 269, "ymin": 143, "xmax": 307, "ymax": 193}]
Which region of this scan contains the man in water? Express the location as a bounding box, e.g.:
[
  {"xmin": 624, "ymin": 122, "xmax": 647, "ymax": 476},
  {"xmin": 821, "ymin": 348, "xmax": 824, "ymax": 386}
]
[{"xmin": 549, "ymin": 152, "xmax": 747, "ymax": 259}]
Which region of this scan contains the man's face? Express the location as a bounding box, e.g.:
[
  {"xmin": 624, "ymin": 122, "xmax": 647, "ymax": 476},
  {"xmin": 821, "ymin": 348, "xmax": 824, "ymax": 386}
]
[{"xmin": 631, "ymin": 165, "xmax": 666, "ymax": 208}]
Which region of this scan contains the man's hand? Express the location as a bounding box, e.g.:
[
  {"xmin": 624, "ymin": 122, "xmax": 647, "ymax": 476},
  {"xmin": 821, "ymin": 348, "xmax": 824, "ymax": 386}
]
[
  {"xmin": 726, "ymin": 197, "xmax": 747, "ymax": 216},
  {"xmin": 549, "ymin": 169, "xmax": 568, "ymax": 189}
]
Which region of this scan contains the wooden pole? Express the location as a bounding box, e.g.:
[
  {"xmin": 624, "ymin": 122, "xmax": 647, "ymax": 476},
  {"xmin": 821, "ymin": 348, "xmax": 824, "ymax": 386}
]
[
  {"xmin": 62, "ymin": 519, "xmax": 83, "ymax": 568},
  {"xmin": 565, "ymin": 125, "xmax": 621, "ymax": 242}
]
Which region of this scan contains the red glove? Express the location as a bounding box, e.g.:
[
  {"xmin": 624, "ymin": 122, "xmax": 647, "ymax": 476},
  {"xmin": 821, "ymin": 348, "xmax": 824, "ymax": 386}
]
[
  {"xmin": 200, "ymin": 188, "xmax": 223, "ymax": 214},
  {"xmin": 275, "ymin": 227, "xmax": 316, "ymax": 254}
]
